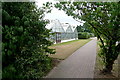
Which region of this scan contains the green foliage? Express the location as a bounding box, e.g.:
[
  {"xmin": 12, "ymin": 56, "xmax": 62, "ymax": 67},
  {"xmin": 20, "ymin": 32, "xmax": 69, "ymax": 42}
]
[
  {"xmin": 78, "ymin": 32, "xmax": 89, "ymax": 39},
  {"xmin": 55, "ymin": 2, "xmax": 120, "ymax": 72},
  {"xmin": 77, "ymin": 22, "xmax": 93, "ymax": 33},
  {"xmin": 77, "ymin": 22, "xmax": 94, "ymax": 39},
  {"xmin": 78, "ymin": 32, "xmax": 94, "ymax": 39},
  {"xmin": 2, "ymin": 2, "xmax": 55, "ymax": 79}
]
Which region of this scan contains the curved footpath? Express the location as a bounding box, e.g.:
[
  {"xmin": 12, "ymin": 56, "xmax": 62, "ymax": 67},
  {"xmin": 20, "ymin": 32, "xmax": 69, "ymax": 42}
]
[{"xmin": 46, "ymin": 37, "xmax": 97, "ymax": 78}]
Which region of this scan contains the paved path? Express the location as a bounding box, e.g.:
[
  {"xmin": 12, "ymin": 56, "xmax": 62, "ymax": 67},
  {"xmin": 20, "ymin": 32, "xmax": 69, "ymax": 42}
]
[{"xmin": 46, "ymin": 38, "xmax": 97, "ymax": 78}]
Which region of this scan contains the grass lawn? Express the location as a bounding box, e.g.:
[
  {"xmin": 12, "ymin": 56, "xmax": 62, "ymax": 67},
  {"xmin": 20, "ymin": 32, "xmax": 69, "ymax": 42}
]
[{"xmin": 49, "ymin": 39, "xmax": 92, "ymax": 59}]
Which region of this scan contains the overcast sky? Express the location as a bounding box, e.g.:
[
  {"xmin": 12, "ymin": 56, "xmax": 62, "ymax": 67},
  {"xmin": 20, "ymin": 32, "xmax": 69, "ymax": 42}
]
[{"xmin": 35, "ymin": 0, "xmax": 84, "ymax": 27}]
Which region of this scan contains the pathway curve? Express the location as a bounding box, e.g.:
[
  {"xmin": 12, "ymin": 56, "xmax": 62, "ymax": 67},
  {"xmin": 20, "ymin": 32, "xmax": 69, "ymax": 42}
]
[{"xmin": 46, "ymin": 37, "xmax": 97, "ymax": 78}]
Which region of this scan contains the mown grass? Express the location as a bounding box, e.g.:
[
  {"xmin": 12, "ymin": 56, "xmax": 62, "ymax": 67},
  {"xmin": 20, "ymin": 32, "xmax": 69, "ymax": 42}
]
[
  {"xmin": 51, "ymin": 40, "xmax": 81, "ymax": 47},
  {"xmin": 49, "ymin": 39, "xmax": 92, "ymax": 59}
]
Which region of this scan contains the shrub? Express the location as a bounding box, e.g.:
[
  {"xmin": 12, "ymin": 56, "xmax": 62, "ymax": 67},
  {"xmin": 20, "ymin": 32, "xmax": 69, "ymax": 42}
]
[
  {"xmin": 78, "ymin": 32, "xmax": 94, "ymax": 39},
  {"xmin": 2, "ymin": 2, "xmax": 55, "ymax": 79},
  {"xmin": 78, "ymin": 32, "xmax": 89, "ymax": 39}
]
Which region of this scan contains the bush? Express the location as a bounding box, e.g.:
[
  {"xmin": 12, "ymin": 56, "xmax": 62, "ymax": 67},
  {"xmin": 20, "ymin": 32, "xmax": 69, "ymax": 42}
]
[
  {"xmin": 78, "ymin": 32, "xmax": 94, "ymax": 39},
  {"xmin": 78, "ymin": 32, "xmax": 89, "ymax": 39},
  {"xmin": 2, "ymin": 2, "xmax": 55, "ymax": 79}
]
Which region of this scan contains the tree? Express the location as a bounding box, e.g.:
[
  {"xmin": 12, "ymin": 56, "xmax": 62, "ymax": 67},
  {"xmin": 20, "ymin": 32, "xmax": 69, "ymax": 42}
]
[
  {"xmin": 2, "ymin": 2, "xmax": 54, "ymax": 79},
  {"xmin": 77, "ymin": 23, "xmax": 92, "ymax": 33},
  {"xmin": 55, "ymin": 2, "xmax": 120, "ymax": 73}
]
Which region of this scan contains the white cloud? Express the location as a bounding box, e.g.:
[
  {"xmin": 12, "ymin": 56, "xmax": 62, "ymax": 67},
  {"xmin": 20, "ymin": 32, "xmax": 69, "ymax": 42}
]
[
  {"xmin": 35, "ymin": 0, "xmax": 84, "ymax": 27},
  {"xmin": 35, "ymin": 0, "xmax": 56, "ymax": 7}
]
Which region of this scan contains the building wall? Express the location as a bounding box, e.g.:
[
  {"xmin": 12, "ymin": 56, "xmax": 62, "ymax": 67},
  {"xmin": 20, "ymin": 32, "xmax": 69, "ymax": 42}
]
[{"xmin": 47, "ymin": 20, "xmax": 78, "ymax": 44}]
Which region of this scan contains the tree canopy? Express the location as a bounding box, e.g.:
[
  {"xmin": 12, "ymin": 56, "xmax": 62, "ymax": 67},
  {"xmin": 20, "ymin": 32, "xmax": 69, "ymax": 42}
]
[{"xmin": 54, "ymin": 2, "xmax": 120, "ymax": 73}]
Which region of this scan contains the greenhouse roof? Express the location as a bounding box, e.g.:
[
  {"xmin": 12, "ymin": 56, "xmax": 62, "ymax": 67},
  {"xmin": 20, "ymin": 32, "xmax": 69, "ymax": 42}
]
[
  {"xmin": 45, "ymin": 19, "xmax": 78, "ymax": 33},
  {"xmin": 61, "ymin": 23, "xmax": 69, "ymax": 32},
  {"xmin": 66, "ymin": 25, "xmax": 73, "ymax": 33},
  {"xmin": 71, "ymin": 25, "xmax": 76, "ymax": 32},
  {"xmin": 46, "ymin": 19, "xmax": 65, "ymax": 32}
]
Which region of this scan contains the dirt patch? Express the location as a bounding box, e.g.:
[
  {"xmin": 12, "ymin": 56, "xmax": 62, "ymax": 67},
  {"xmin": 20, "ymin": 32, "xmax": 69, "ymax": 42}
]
[
  {"xmin": 94, "ymin": 53, "xmax": 119, "ymax": 79},
  {"xmin": 43, "ymin": 58, "xmax": 63, "ymax": 78},
  {"xmin": 51, "ymin": 58, "xmax": 63, "ymax": 67}
]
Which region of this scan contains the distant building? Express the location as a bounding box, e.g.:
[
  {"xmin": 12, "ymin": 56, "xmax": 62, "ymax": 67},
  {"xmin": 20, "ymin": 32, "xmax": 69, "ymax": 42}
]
[{"xmin": 46, "ymin": 19, "xmax": 78, "ymax": 44}]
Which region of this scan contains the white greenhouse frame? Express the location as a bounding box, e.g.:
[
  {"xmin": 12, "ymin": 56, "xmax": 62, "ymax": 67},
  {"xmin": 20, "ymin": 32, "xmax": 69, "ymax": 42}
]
[{"xmin": 46, "ymin": 19, "xmax": 78, "ymax": 43}]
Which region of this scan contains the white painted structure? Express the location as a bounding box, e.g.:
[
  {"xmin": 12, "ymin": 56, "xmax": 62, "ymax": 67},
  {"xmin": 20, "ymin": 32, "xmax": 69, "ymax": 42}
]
[{"xmin": 46, "ymin": 19, "xmax": 78, "ymax": 43}]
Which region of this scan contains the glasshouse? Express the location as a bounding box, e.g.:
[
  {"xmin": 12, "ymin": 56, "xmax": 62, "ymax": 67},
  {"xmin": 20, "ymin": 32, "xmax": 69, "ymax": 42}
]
[{"xmin": 46, "ymin": 19, "xmax": 78, "ymax": 43}]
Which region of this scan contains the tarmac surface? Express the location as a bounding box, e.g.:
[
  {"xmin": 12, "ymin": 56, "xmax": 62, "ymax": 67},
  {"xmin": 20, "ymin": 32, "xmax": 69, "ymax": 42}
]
[{"xmin": 46, "ymin": 38, "xmax": 97, "ymax": 78}]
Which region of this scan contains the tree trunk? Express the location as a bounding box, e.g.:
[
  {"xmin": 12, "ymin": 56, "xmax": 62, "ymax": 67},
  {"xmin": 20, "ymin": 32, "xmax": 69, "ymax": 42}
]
[
  {"xmin": 103, "ymin": 60, "xmax": 114, "ymax": 74},
  {"xmin": 101, "ymin": 40, "xmax": 115, "ymax": 74}
]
